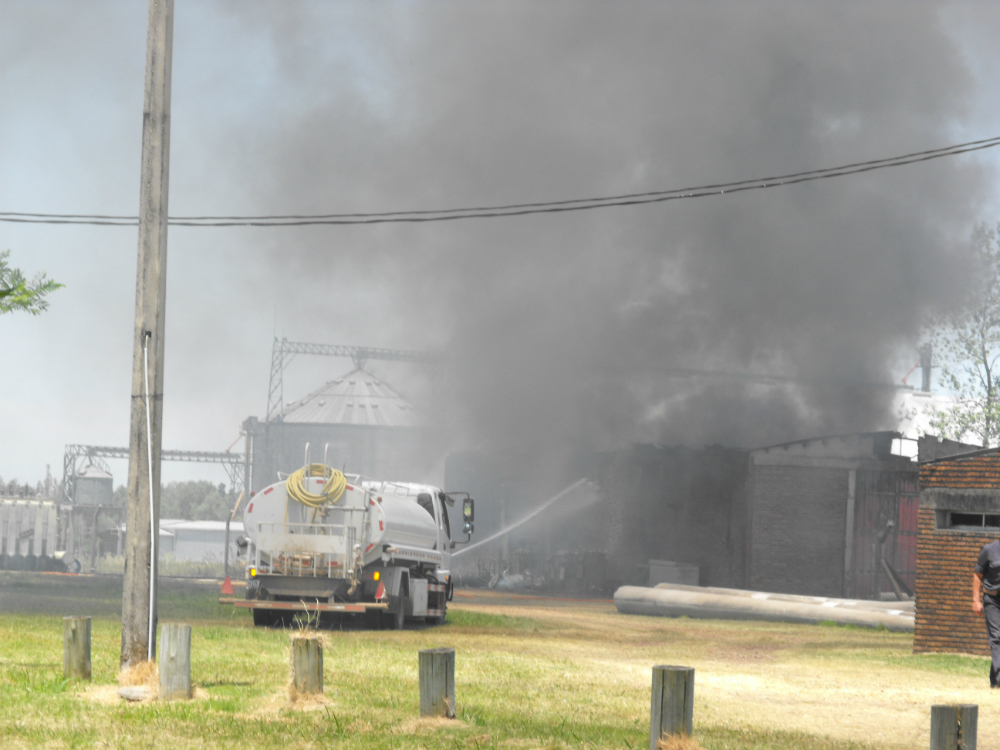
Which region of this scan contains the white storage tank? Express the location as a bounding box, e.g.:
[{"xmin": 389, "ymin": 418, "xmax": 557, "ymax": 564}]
[{"xmin": 73, "ymin": 465, "xmax": 113, "ymax": 505}]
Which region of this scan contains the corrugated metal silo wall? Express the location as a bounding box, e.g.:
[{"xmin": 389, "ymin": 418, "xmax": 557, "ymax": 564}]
[{"xmin": 251, "ymin": 421, "xmax": 441, "ymax": 490}]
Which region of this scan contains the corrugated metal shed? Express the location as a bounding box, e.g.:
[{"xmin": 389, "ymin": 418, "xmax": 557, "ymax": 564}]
[{"xmin": 279, "ymin": 367, "xmax": 422, "ymax": 428}]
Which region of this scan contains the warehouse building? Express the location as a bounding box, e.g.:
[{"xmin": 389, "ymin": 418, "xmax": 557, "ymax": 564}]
[
  {"xmin": 745, "ymin": 432, "xmax": 918, "ymax": 599},
  {"xmin": 451, "ymin": 430, "xmax": 933, "ymax": 599},
  {"xmin": 596, "ymin": 443, "xmax": 749, "ymax": 590},
  {"xmin": 157, "ymin": 519, "xmax": 245, "ymax": 563}
]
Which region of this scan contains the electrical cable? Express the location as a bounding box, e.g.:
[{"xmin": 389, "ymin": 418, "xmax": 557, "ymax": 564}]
[
  {"xmin": 286, "ymin": 463, "xmax": 347, "ymax": 509},
  {"xmin": 2, "ymin": 135, "xmax": 998, "ymax": 227},
  {"xmin": 142, "ymin": 332, "xmax": 156, "ymax": 662}
]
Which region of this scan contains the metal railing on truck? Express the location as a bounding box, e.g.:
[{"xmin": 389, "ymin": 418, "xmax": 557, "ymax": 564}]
[{"xmin": 249, "ymin": 516, "xmax": 361, "ymax": 578}]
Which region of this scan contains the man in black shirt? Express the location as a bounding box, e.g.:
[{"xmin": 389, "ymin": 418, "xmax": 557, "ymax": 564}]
[{"xmin": 973, "ymin": 538, "xmax": 1000, "ymax": 687}]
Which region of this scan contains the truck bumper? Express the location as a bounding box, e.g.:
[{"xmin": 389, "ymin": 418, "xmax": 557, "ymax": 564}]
[{"xmin": 226, "ymin": 599, "xmax": 389, "ymax": 613}]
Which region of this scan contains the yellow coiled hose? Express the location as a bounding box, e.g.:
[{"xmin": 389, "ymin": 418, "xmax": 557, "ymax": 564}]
[{"xmin": 286, "ymin": 463, "xmax": 347, "ymax": 509}]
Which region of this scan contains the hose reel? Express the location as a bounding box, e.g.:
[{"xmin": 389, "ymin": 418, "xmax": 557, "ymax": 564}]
[{"xmin": 286, "ymin": 463, "xmax": 347, "ymax": 509}]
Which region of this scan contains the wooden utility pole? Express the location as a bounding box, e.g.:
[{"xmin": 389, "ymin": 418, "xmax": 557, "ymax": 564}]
[{"xmin": 121, "ymin": 0, "xmax": 173, "ymax": 669}]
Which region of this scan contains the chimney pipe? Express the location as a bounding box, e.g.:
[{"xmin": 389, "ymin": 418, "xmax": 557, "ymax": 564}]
[{"xmin": 919, "ymin": 344, "xmax": 932, "ymax": 393}]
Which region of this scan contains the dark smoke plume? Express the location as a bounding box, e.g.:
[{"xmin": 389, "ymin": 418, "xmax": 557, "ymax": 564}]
[{"xmin": 230, "ymin": 2, "xmax": 993, "ymax": 467}]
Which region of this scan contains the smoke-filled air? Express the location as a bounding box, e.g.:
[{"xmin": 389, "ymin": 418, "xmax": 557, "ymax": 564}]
[
  {"xmin": 2, "ymin": 2, "xmax": 999, "ymax": 484},
  {"xmin": 234, "ymin": 3, "xmax": 993, "ymax": 467}
]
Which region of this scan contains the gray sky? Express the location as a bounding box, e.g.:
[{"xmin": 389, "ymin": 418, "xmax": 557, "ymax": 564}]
[{"xmin": 2, "ymin": 1, "xmax": 1000, "ymax": 488}]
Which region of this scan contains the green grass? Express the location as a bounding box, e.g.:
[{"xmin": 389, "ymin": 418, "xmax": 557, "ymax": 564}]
[
  {"xmin": 0, "ymin": 573, "xmax": 989, "ymax": 749},
  {"xmin": 445, "ymin": 608, "xmax": 543, "ymax": 630}
]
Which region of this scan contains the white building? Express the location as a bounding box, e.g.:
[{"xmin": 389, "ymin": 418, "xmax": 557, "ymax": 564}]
[{"xmin": 158, "ymin": 519, "xmax": 245, "ymax": 562}]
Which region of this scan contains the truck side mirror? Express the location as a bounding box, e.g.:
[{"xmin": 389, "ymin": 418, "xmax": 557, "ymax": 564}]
[
  {"xmin": 463, "ymin": 498, "xmax": 475, "ymax": 523},
  {"xmin": 463, "ymin": 521, "xmax": 474, "ymax": 535}
]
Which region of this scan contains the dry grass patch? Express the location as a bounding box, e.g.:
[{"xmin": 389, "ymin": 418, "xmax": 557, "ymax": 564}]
[
  {"xmin": 118, "ymin": 658, "xmax": 158, "ymax": 687},
  {"xmin": 397, "ymin": 715, "xmax": 469, "ymax": 733},
  {"xmin": 658, "ymin": 735, "xmax": 705, "ymax": 750}
]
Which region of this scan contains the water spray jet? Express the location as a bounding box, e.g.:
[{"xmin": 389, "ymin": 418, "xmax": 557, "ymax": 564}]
[{"xmin": 452, "ymin": 478, "xmax": 597, "ymax": 558}]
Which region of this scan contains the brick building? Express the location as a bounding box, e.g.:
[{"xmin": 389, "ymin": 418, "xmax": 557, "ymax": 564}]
[
  {"xmin": 746, "ymin": 433, "xmax": 918, "ymax": 599},
  {"xmin": 915, "ymin": 448, "xmax": 1000, "ymax": 656},
  {"xmin": 598, "ymin": 444, "xmax": 749, "ymax": 589}
]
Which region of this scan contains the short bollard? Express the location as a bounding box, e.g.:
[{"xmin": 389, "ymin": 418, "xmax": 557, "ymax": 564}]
[
  {"xmin": 929, "ymin": 704, "xmax": 977, "ymax": 750},
  {"xmin": 650, "ymin": 665, "xmax": 694, "ymax": 750},
  {"xmin": 419, "ymin": 648, "xmax": 455, "ymax": 718},
  {"xmin": 63, "ymin": 616, "xmax": 91, "ymax": 681},
  {"xmin": 291, "ymin": 636, "xmax": 323, "ymax": 695},
  {"xmin": 158, "ymin": 623, "xmax": 192, "ymax": 700}
]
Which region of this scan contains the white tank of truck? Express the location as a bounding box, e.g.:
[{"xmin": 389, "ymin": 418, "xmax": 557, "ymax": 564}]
[{"xmin": 235, "ymin": 464, "xmax": 475, "ymax": 629}]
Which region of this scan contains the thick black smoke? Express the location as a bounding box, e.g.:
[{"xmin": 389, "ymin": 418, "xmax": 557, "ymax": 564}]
[
  {"xmin": 229, "ymin": 2, "xmax": 994, "ymax": 467},
  {"xmin": 6, "ymin": 2, "xmax": 995, "ymax": 486}
]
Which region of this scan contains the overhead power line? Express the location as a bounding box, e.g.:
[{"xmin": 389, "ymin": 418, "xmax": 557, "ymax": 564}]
[{"xmin": 3, "ymin": 135, "xmax": 998, "ymax": 228}]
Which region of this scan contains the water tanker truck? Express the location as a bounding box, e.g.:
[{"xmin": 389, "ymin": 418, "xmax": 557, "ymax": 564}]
[{"xmin": 235, "ymin": 464, "xmax": 475, "ymax": 628}]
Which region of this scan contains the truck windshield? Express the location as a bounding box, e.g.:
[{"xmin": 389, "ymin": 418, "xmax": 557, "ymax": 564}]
[
  {"xmin": 437, "ymin": 492, "xmax": 451, "ymax": 539},
  {"xmin": 417, "ymin": 493, "xmax": 435, "ymax": 519}
]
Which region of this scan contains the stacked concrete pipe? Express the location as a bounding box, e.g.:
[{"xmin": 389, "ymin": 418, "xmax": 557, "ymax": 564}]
[{"xmin": 614, "ymin": 583, "xmax": 914, "ymax": 632}]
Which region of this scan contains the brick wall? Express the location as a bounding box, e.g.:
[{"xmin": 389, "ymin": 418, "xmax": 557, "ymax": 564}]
[
  {"xmin": 914, "ymin": 506, "xmax": 993, "ymax": 655},
  {"xmin": 915, "ymin": 453, "xmax": 1000, "ymax": 655},
  {"xmin": 749, "ymin": 465, "xmax": 847, "ymax": 597}
]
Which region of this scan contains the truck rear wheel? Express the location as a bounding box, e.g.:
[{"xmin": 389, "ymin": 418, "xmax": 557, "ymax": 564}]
[
  {"xmin": 252, "ymin": 608, "xmax": 276, "ymax": 627},
  {"xmin": 252, "ymin": 608, "xmax": 290, "ymax": 627}
]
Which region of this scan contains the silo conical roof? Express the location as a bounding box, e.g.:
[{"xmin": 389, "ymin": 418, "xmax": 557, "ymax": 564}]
[{"xmin": 279, "ymin": 367, "xmax": 423, "ymax": 427}]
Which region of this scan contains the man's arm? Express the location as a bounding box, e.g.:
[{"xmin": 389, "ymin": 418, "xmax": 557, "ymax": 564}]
[{"xmin": 974, "ymin": 572, "xmax": 984, "ymax": 614}]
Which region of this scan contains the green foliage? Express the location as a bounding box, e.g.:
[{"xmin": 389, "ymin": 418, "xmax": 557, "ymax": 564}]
[
  {"xmin": 161, "ymin": 481, "xmax": 233, "ymax": 521},
  {"xmin": 930, "ymin": 222, "xmax": 1000, "ymax": 447},
  {"xmin": 110, "ymin": 481, "xmax": 234, "ymax": 521},
  {"xmin": 0, "ymin": 250, "xmax": 63, "ymax": 316}
]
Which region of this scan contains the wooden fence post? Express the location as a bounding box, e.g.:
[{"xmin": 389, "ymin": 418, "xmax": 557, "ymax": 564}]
[
  {"xmin": 291, "ymin": 636, "xmax": 323, "ymax": 695},
  {"xmin": 650, "ymin": 665, "xmax": 694, "ymax": 750},
  {"xmin": 158, "ymin": 623, "xmax": 192, "ymax": 700},
  {"xmin": 63, "ymin": 616, "xmax": 91, "ymax": 681},
  {"xmin": 419, "ymin": 648, "xmax": 455, "ymax": 718},
  {"xmin": 930, "ymin": 704, "xmax": 977, "ymax": 750}
]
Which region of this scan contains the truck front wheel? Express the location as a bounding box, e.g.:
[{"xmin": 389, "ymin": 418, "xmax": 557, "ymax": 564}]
[{"xmin": 427, "ymin": 603, "xmax": 447, "ymax": 626}]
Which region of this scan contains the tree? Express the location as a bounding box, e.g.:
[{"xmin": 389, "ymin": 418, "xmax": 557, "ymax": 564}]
[
  {"xmin": 0, "ymin": 250, "xmax": 63, "ymax": 315},
  {"xmin": 930, "ymin": 222, "xmax": 1000, "ymax": 447}
]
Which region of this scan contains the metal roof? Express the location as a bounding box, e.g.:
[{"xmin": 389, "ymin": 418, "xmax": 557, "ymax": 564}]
[
  {"xmin": 77, "ymin": 464, "xmax": 112, "ymax": 479},
  {"xmin": 278, "ymin": 367, "xmax": 423, "ymax": 427},
  {"xmin": 123, "ymin": 520, "xmax": 246, "ymax": 534},
  {"xmin": 160, "ymin": 519, "xmax": 246, "ymax": 533}
]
